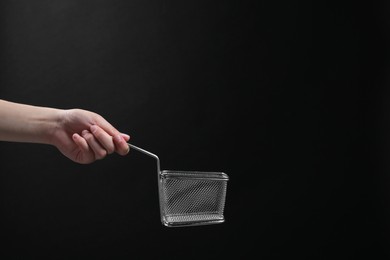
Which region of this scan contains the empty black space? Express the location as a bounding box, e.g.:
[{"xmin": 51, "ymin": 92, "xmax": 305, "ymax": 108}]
[{"xmin": 1, "ymin": 1, "xmax": 390, "ymax": 259}]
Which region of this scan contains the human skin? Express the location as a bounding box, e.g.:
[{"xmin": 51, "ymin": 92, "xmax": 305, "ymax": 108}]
[{"xmin": 0, "ymin": 99, "xmax": 130, "ymax": 164}]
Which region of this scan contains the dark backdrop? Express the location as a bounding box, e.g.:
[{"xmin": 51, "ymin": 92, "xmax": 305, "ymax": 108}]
[{"xmin": 0, "ymin": 0, "xmax": 389, "ymax": 259}]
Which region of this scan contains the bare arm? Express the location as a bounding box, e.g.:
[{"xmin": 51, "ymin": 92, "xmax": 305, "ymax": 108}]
[
  {"xmin": 0, "ymin": 99, "xmax": 130, "ymax": 164},
  {"xmin": 0, "ymin": 99, "xmax": 61, "ymax": 144}
]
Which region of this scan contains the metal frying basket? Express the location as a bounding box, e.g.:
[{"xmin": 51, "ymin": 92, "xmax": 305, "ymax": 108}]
[{"xmin": 129, "ymin": 144, "xmax": 229, "ymax": 227}]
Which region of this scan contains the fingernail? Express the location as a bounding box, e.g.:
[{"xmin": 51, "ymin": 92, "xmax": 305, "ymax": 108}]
[{"xmin": 121, "ymin": 134, "xmax": 130, "ymax": 141}]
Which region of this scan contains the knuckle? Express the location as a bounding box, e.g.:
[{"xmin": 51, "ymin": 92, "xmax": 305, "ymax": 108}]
[
  {"xmin": 106, "ymin": 146, "xmax": 115, "ymax": 154},
  {"xmin": 96, "ymin": 149, "xmax": 107, "ymax": 160},
  {"xmin": 118, "ymin": 145, "xmax": 129, "ymax": 156},
  {"xmin": 92, "ymin": 128, "xmax": 103, "ymax": 138},
  {"xmin": 84, "ymin": 133, "xmax": 94, "ymax": 142}
]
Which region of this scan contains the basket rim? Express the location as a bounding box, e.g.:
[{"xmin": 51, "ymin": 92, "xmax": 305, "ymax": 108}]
[{"xmin": 160, "ymin": 170, "xmax": 229, "ymax": 180}]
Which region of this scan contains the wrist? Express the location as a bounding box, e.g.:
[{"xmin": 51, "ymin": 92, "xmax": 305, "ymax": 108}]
[{"xmin": 44, "ymin": 108, "xmax": 67, "ymax": 146}]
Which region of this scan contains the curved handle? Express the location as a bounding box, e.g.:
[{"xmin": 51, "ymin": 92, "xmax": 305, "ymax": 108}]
[{"xmin": 128, "ymin": 143, "xmax": 161, "ymax": 175}]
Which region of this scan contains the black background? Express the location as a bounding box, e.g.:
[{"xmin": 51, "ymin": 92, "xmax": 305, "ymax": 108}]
[{"xmin": 1, "ymin": 0, "xmax": 390, "ymax": 259}]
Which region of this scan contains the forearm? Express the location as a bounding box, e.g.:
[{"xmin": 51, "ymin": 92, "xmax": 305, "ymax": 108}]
[{"xmin": 0, "ymin": 99, "xmax": 62, "ymax": 144}]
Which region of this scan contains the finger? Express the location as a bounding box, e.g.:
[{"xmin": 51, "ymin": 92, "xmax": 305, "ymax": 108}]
[
  {"xmin": 82, "ymin": 130, "xmax": 107, "ymax": 160},
  {"xmin": 90, "ymin": 125, "xmax": 115, "ymax": 154},
  {"xmin": 121, "ymin": 133, "xmax": 130, "ymax": 142},
  {"xmin": 114, "ymin": 134, "xmax": 130, "ymax": 156},
  {"xmin": 72, "ymin": 133, "xmax": 89, "ymax": 152},
  {"xmin": 94, "ymin": 116, "xmax": 121, "ymax": 138}
]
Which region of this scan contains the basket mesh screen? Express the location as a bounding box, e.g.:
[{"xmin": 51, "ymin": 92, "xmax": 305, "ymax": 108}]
[{"xmin": 160, "ymin": 175, "xmax": 227, "ymax": 225}]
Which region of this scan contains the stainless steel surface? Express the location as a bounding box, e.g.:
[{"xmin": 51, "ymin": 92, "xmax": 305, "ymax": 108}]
[
  {"xmin": 128, "ymin": 144, "xmax": 160, "ymax": 174},
  {"xmin": 160, "ymin": 170, "xmax": 228, "ymax": 227}
]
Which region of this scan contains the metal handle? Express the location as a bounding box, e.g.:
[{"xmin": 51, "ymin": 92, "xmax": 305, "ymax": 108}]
[{"xmin": 128, "ymin": 143, "xmax": 161, "ymax": 175}]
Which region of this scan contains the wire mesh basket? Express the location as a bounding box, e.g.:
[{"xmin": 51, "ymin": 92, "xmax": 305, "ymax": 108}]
[{"xmin": 129, "ymin": 144, "xmax": 229, "ymax": 227}]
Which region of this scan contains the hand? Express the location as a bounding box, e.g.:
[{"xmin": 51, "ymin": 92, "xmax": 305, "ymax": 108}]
[{"xmin": 51, "ymin": 109, "xmax": 130, "ymax": 164}]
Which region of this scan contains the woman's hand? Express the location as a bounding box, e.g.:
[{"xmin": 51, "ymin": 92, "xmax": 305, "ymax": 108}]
[{"xmin": 52, "ymin": 109, "xmax": 130, "ymax": 164}]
